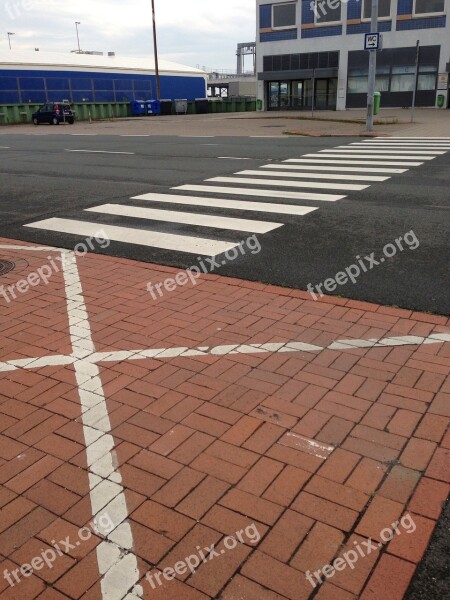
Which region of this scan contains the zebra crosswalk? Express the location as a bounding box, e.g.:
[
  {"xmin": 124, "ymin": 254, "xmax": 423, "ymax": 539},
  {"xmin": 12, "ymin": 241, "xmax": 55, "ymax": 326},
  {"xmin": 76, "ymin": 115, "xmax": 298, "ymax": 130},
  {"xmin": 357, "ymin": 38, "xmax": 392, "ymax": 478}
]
[{"xmin": 24, "ymin": 137, "xmax": 449, "ymax": 258}]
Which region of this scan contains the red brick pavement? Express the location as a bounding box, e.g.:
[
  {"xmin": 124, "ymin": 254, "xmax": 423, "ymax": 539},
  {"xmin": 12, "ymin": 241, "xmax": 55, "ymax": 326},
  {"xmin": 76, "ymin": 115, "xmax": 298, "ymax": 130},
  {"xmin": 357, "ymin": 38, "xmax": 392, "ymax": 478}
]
[{"xmin": 0, "ymin": 238, "xmax": 449, "ymax": 600}]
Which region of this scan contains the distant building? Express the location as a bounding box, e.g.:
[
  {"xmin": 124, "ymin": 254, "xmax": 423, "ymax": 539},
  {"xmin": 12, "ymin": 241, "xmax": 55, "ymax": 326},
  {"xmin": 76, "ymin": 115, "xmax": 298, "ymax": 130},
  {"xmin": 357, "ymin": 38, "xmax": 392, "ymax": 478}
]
[
  {"xmin": 256, "ymin": 0, "xmax": 450, "ymax": 110},
  {"xmin": 0, "ymin": 51, "xmax": 207, "ymax": 104}
]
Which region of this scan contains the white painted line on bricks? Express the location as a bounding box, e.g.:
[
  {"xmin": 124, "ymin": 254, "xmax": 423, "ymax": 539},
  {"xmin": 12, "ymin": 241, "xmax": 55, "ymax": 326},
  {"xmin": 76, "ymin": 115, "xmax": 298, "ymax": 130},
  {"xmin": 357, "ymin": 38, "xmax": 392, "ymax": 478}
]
[
  {"xmin": 65, "ymin": 149, "xmax": 135, "ymax": 155},
  {"xmin": 2, "ymin": 332, "xmax": 449, "ymax": 373},
  {"xmin": 0, "ymin": 146, "xmax": 10, "ymax": 149},
  {"xmin": 70, "ymin": 133, "xmax": 98, "ymax": 136},
  {"xmin": 218, "ymin": 156, "xmax": 253, "ymax": 160},
  {"xmin": 176, "ymin": 184, "xmax": 346, "ymax": 202},
  {"xmin": 270, "ymin": 163, "xmax": 408, "ymax": 174},
  {"xmin": 237, "ymin": 169, "xmax": 389, "ymax": 182},
  {"xmin": 131, "ymin": 192, "xmax": 318, "ymax": 216},
  {"xmin": 207, "ymin": 176, "xmax": 369, "ymax": 192},
  {"xmin": 60, "ymin": 250, "xmax": 143, "ymax": 600},
  {"xmin": 304, "ymin": 153, "xmax": 434, "ymax": 161},
  {"xmin": 331, "ymin": 148, "xmax": 445, "ymax": 155},
  {"xmin": 285, "ymin": 158, "xmax": 423, "ymax": 167},
  {"xmin": 24, "ymin": 218, "xmax": 239, "ymax": 256},
  {"xmin": 85, "ymin": 203, "xmax": 283, "ymax": 234}
]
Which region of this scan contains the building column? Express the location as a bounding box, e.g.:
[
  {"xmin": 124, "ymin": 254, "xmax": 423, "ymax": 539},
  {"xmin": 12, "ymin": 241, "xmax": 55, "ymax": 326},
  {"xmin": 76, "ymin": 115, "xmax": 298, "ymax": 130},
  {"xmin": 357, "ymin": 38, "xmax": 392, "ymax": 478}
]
[{"xmin": 336, "ymin": 50, "xmax": 348, "ymax": 110}]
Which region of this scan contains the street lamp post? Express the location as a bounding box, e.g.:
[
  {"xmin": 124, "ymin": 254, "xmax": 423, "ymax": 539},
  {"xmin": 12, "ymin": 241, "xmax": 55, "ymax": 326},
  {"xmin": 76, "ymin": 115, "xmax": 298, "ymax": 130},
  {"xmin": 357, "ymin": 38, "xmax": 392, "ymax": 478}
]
[
  {"xmin": 75, "ymin": 21, "xmax": 81, "ymax": 53},
  {"xmin": 151, "ymin": 0, "xmax": 161, "ymax": 101},
  {"xmin": 7, "ymin": 32, "xmax": 15, "ymax": 50},
  {"xmin": 366, "ymin": 0, "xmax": 379, "ymax": 132}
]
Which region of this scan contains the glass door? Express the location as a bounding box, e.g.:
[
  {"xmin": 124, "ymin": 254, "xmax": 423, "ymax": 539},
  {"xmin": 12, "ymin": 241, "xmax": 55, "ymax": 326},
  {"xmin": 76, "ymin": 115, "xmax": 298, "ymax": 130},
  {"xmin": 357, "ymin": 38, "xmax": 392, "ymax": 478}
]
[
  {"xmin": 269, "ymin": 82, "xmax": 280, "ymax": 109},
  {"xmin": 291, "ymin": 81, "xmax": 304, "ymax": 109}
]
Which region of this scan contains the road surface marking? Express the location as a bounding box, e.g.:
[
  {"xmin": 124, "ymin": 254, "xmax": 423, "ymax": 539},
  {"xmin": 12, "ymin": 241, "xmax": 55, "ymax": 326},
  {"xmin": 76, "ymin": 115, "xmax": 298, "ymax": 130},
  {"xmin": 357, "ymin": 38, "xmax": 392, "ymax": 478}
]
[
  {"xmin": 237, "ymin": 169, "xmax": 389, "ymax": 182},
  {"xmin": 176, "ymin": 184, "xmax": 346, "ymax": 202},
  {"xmin": 286, "ymin": 158, "xmax": 423, "ymax": 167},
  {"xmin": 131, "ymin": 192, "xmax": 318, "ymax": 216},
  {"xmin": 271, "ymin": 163, "xmax": 408, "ymax": 174},
  {"xmin": 65, "ymin": 149, "xmax": 135, "ymax": 155},
  {"xmin": 85, "ymin": 204, "xmax": 283, "ymax": 234},
  {"xmin": 24, "ymin": 218, "xmax": 240, "ymax": 256},
  {"xmin": 207, "ymin": 176, "xmax": 369, "ymax": 192},
  {"xmin": 218, "ymin": 157, "xmax": 253, "ymax": 160},
  {"xmin": 2, "ymin": 331, "xmax": 449, "ymax": 373},
  {"xmin": 305, "ymin": 153, "xmax": 433, "ymax": 161},
  {"xmin": 60, "ymin": 250, "xmax": 143, "ymax": 599},
  {"xmin": 331, "ymin": 148, "xmax": 445, "ymax": 155}
]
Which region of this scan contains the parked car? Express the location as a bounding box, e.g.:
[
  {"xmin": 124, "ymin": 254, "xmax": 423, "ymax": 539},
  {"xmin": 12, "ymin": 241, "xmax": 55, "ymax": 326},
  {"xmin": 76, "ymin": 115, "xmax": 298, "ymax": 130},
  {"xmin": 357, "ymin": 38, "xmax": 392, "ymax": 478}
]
[{"xmin": 32, "ymin": 103, "xmax": 75, "ymax": 125}]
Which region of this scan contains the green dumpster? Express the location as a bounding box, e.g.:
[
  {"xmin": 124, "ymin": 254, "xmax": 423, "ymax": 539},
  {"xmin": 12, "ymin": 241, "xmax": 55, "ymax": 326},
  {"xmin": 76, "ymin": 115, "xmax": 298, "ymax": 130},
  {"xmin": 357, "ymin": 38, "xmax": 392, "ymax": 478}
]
[
  {"xmin": 373, "ymin": 92, "xmax": 381, "ymax": 115},
  {"xmin": 256, "ymin": 99, "xmax": 263, "ymax": 111},
  {"xmin": 437, "ymin": 94, "xmax": 445, "ymax": 108}
]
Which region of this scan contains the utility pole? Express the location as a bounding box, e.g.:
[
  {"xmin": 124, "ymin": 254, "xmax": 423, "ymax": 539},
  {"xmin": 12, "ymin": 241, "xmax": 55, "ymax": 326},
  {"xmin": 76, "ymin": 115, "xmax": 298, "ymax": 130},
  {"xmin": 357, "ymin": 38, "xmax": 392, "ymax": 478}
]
[
  {"xmin": 366, "ymin": 0, "xmax": 379, "ymax": 132},
  {"xmin": 151, "ymin": 0, "xmax": 161, "ymax": 101},
  {"xmin": 7, "ymin": 32, "xmax": 15, "ymax": 50},
  {"xmin": 411, "ymin": 40, "xmax": 420, "ymax": 123},
  {"xmin": 75, "ymin": 22, "xmax": 81, "ymax": 53}
]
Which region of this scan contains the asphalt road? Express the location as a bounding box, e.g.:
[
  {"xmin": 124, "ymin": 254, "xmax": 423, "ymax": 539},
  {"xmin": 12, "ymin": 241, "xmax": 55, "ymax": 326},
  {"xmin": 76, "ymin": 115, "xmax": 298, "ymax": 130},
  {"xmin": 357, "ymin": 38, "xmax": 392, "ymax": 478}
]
[{"xmin": 0, "ymin": 131, "xmax": 449, "ymax": 314}]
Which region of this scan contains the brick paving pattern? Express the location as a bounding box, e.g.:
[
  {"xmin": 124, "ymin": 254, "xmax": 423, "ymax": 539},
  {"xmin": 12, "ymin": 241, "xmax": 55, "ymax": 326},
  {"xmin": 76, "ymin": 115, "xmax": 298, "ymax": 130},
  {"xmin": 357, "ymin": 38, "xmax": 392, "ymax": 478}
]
[{"xmin": 0, "ymin": 238, "xmax": 448, "ymax": 600}]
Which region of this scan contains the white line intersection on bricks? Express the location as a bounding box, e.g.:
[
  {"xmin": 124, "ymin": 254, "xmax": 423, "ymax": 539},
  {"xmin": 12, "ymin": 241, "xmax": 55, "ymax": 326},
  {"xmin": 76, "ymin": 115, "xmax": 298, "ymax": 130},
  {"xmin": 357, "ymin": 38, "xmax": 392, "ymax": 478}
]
[{"xmin": 1, "ymin": 243, "xmax": 449, "ymax": 600}]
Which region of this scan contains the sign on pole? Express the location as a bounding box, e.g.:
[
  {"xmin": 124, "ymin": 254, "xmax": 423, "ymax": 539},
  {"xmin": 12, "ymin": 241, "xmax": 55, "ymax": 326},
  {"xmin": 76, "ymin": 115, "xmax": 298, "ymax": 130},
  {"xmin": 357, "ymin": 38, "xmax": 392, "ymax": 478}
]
[{"xmin": 365, "ymin": 33, "xmax": 380, "ymax": 51}]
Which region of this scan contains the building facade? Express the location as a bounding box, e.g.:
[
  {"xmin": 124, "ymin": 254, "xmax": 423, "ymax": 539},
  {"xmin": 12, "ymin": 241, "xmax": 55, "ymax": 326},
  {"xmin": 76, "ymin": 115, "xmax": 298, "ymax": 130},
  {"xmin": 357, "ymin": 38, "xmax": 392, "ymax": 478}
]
[{"xmin": 256, "ymin": 0, "xmax": 450, "ymax": 110}]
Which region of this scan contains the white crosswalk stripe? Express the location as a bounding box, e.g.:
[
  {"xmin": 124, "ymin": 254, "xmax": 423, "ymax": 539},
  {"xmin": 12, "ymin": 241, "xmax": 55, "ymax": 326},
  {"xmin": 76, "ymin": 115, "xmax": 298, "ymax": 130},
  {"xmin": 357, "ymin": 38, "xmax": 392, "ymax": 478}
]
[
  {"xmin": 236, "ymin": 169, "xmax": 390, "ymax": 182},
  {"xmin": 131, "ymin": 193, "xmax": 318, "ymax": 216},
  {"xmin": 176, "ymin": 184, "xmax": 346, "ymax": 201},
  {"xmin": 24, "ymin": 218, "xmax": 240, "ymax": 256},
  {"xmin": 306, "ymin": 153, "xmax": 434, "ymax": 160},
  {"xmin": 23, "ymin": 137, "xmax": 448, "ymax": 258},
  {"xmin": 206, "ymin": 176, "xmax": 368, "ymax": 192},
  {"xmin": 330, "ymin": 148, "xmax": 445, "ymax": 155},
  {"xmin": 85, "ymin": 204, "xmax": 283, "ymax": 234},
  {"xmin": 269, "ymin": 164, "xmax": 408, "ymax": 174},
  {"xmin": 285, "ymin": 158, "xmax": 422, "ymax": 166}
]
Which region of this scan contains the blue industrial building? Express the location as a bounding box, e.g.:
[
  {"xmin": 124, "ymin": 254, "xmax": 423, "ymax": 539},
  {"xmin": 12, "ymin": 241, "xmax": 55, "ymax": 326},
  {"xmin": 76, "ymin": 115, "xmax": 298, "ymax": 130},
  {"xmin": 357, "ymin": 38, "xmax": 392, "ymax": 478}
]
[{"xmin": 0, "ymin": 52, "xmax": 207, "ymax": 105}]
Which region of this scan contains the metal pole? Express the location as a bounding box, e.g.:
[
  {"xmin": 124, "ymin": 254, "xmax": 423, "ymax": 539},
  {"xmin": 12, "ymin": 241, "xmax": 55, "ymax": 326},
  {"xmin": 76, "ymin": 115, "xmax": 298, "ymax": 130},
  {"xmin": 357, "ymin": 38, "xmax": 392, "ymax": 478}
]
[
  {"xmin": 151, "ymin": 0, "xmax": 161, "ymax": 101},
  {"xmin": 411, "ymin": 40, "xmax": 420, "ymax": 123},
  {"xmin": 75, "ymin": 22, "xmax": 81, "ymax": 53},
  {"xmin": 366, "ymin": 0, "xmax": 379, "ymax": 132},
  {"xmin": 311, "ymin": 67, "xmax": 315, "ymax": 118},
  {"xmin": 7, "ymin": 32, "xmax": 15, "ymax": 50}
]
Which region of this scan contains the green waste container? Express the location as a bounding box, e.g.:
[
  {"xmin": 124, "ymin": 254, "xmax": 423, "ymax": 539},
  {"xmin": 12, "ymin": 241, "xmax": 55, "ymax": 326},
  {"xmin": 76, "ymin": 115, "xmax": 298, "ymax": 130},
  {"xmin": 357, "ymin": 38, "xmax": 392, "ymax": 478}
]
[
  {"xmin": 437, "ymin": 94, "xmax": 445, "ymax": 108},
  {"xmin": 373, "ymin": 92, "xmax": 381, "ymax": 115},
  {"xmin": 256, "ymin": 99, "xmax": 263, "ymax": 111}
]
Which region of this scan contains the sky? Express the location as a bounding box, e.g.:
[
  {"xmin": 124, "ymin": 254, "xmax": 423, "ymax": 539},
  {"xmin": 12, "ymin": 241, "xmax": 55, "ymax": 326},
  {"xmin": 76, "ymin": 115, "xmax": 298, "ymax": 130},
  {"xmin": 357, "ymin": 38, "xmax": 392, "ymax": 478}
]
[{"xmin": 2, "ymin": 0, "xmax": 256, "ymax": 71}]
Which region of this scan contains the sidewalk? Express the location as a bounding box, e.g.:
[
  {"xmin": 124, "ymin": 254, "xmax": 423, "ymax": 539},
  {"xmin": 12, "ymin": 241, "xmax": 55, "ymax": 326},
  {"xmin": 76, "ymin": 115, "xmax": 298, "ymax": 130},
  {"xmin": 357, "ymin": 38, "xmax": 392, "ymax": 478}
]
[
  {"xmin": 1, "ymin": 108, "xmax": 450, "ymax": 138},
  {"xmin": 0, "ymin": 238, "xmax": 449, "ymax": 600}
]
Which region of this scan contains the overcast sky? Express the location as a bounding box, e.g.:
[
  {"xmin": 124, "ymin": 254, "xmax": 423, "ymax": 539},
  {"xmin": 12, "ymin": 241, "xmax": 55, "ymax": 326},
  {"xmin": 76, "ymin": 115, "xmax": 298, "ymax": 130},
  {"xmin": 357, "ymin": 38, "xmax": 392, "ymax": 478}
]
[{"xmin": 2, "ymin": 0, "xmax": 256, "ymax": 70}]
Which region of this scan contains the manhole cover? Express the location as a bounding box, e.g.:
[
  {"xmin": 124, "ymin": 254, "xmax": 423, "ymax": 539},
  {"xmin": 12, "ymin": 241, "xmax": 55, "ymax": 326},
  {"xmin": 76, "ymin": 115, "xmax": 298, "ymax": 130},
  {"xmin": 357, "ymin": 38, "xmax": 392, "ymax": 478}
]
[{"xmin": 0, "ymin": 260, "xmax": 15, "ymax": 276}]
